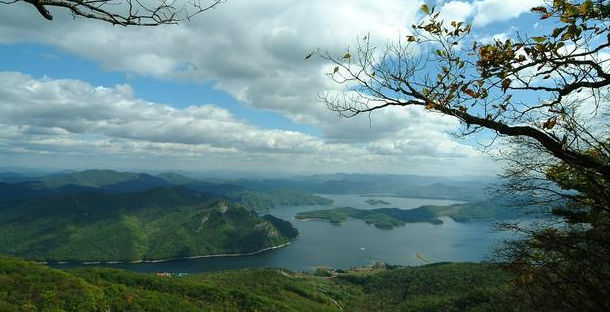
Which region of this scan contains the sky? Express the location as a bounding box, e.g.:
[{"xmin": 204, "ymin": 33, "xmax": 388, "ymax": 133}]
[{"xmin": 0, "ymin": 0, "xmax": 545, "ymax": 176}]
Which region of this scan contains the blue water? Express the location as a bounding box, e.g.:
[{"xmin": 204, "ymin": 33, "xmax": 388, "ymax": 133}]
[{"xmin": 49, "ymin": 194, "xmax": 510, "ymax": 273}]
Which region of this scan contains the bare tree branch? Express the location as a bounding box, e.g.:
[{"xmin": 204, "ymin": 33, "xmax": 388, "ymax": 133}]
[{"xmin": 5, "ymin": 0, "xmax": 224, "ymax": 26}]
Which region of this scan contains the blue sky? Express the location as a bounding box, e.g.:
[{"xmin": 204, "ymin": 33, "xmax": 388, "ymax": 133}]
[
  {"xmin": 0, "ymin": 43, "xmax": 319, "ymax": 135},
  {"xmin": 0, "ymin": 0, "xmax": 545, "ymax": 175}
]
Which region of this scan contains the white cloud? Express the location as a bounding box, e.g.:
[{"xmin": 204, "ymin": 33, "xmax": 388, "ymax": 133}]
[
  {"xmin": 439, "ymin": 1, "xmax": 474, "ymax": 23},
  {"xmin": 0, "ymin": 72, "xmax": 495, "ymax": 175},
  {"xmin": 0, "ymin": 0, "xmax": 503, "ymax": 175},
  {"xmin": 0, "ymin": 0, "xmax": 423, "ymax": 142},
  {"xmin": 473, "ymin": 0, "xmax": 543, "ymax": 26},
  {"xmin": 0, "ymin": 72, "xmax": 327, "ymax": 154},
  {"xmin": 438, "ymin": 0, "xmax": 543, "ymax": 26}
]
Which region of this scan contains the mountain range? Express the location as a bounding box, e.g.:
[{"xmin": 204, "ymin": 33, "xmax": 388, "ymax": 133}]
[{"xmin": 0, "ymin": 169, "xmax": 333, "ymax": 210}]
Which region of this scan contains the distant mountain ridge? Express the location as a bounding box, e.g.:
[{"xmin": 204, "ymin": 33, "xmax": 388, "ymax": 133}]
[
  {"xmin": 0, "ymin": 170, "xmax": 495, "ymax": 202},
  {"xmin": 0, "ymin": 169, "xmax": 333, "ymax": 210},
  {"xmin": 228, "ymin": 174, "xmax": 493, "ymax": 201},
  {"xmin": 37, "ymin": 169, "xmax": 167, "ymax": 190}
]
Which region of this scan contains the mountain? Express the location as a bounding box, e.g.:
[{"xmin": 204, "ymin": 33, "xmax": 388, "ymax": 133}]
[
  {"xmin": 0, "ymin": 172, "xmax": 39, "ymax": 183},
  {"xmin": 0, "ymin": 169, "xmax": 494, "ymax": 205},
  {"xmin": 228, "ymin": 174, "xmax": 493, "ymax": 201},
  {"xmin": 0, "ymin": 255, "xmax": 506, "ymax": 312},
  {"xmin": 38, "ymin": 169, "xmax": 150, "ymax": 187},
  {"xmin": 0, "ymin": 170, "xmax": 167, "ymax": 203},
  {"xmin": 228, "ymin": 189, "xmax": 333, "ymax": 210},
  {"xmin": 0, "ymin": 170, "xmax": 333, "ymax": 210},
  {"xmin": 0, "ymin": 181, "xmax": 105, "ymax": 203},
  {"xmin": 0, "ymin": 187, "xmax": 298, "ymax": 262},
  {"xmin": 155, "ymin": 174, "xmax": 334, "ymax": 209},
  {"xmin": 157, "ymin": 172, "xmax": 201, "ymax": 184}
]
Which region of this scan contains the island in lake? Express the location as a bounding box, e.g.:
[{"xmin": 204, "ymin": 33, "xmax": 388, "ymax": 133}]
[
  {"xmin": 295, "ymin": 207, "xmax": 443, "ymax": 229},
  {"xmin": 365, "ymin": 198, "xmax": 391, "ymax": 205},
  {"xmin": 296, "ymin": 201, "xmax": 524, "ymax": 229}
]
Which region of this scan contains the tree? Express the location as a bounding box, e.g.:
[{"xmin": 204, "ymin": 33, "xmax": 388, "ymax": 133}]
[
  {"xmin": 313, "ymin": 1, "xmax": 610, "ymax": 311},
  {"xmin": 0, "ymin": 0, "xmax": 224, "ymax": 26}
]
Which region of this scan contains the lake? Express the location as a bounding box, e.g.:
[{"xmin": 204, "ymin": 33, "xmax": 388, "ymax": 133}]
[{"xmin": 49, "ymin": 194, "xmax": 510, "ymax": 273}]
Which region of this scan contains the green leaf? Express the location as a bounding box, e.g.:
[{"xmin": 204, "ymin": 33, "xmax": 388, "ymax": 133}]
[
  {"xmin": 421, "ymin": 4, "xmax": 430, "ymax": 14},
  {"xmin": 333, "ymin": 66, "xmax": 339, "ymax": 73},
  {"xmin": 343, "ymin": 53, "xmax": 351, "ymax": 59},
  {"xmin": 532, "ymin": 36, "xmax": 546, "ymax": 43}
]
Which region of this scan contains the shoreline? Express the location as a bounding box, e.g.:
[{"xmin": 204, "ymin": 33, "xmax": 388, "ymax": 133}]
[
  {"xmin": 295, "ymin": 217, "xmax": 344, "ymax": 224},
  {"xmin": 39, "ymin": 242, "xmax": 291, "ymax": 265}
]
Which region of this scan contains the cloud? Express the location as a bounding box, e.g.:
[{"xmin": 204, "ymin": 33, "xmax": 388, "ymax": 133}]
[
  {"xmin": 0, "ymin": 0, "xmax": 532, "ymax": 146},
  {"xmin": 0, "ymin": 0, "xmax": 423, "ymax": 144},
  {"xmin": 0, "ymin": 71, "xmax": 494, "ymax": 175},
  {"xmin": 0, "ymin": 1, "xmax": 503, "ymax": 175},
  {"xmin": 0, "ymin": 72, "xmax": 328, "ymax": 154},
  {"xmin": 438, "ymin": 0, "xmax": 543, "ymax": 26},
  {"xmin": 473, "ymin": 0, "xmax": 543, "ymax": 26},
  {"xmin": 439, "ymin": 1, "xmax": 474, "ymax": 23}
]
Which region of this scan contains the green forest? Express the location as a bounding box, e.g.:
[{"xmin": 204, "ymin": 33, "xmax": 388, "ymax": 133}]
[
  {"xmin": 0, "ymin": 187, "xmax": 299, "ymax": 262},
  {"xmin": 0, "ymin": 256, "xmax": 507, "ymax": 312}
]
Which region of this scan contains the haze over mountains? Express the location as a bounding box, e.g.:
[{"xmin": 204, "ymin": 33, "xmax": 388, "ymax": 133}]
[
  {"xmin": 0, "ymin": 169, "xmax": 494, "ymax": 203},
  {"xmin": 0, "ymin": 170, "xmax": 333, "ymax": 209}
]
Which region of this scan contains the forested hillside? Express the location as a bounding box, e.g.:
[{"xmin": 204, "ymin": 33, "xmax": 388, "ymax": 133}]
[
  {"xmin": 0, "ymin": 256, "xmax": 506, "ymax": 312},
  {"xmin": 0, "ymin": 187, "xmax": 298, "ymax": 262}
]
